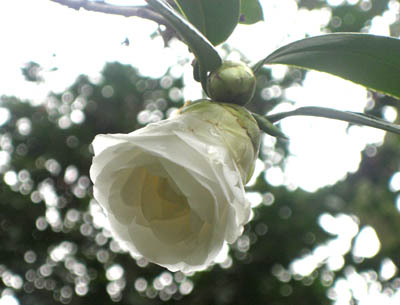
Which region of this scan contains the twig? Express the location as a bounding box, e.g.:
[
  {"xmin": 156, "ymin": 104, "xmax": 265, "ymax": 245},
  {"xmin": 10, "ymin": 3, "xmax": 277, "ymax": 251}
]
[{"xmin": 49, "ymin": 0, "xmax": 169, "ymax": 26}]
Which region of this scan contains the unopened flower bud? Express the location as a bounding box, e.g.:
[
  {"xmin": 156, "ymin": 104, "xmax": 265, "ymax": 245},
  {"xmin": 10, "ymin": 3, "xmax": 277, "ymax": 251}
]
[{"xmin": 206, "ymin": 61, "xmax": 256, "ymax": 106}]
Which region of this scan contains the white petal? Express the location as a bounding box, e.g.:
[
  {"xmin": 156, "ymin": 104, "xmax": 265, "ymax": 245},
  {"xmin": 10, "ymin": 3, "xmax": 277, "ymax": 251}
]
[
  {"xmin": 91, "ymin": 134, "xmax": 130, "ymax": 155},
  {"xmin": 89, "ymin": 108, "xmax": 255, "ymax": 272}
]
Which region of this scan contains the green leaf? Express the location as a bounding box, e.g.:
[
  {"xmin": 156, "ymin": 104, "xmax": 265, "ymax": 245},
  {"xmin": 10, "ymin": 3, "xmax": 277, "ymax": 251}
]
[
  {"xmin": 174, "ymin": 0, "xmax": 240, "ymax": 46},
  {"xmin": 255, "ymin": 33, "xmax": 400, "ymax": 100},
  {"xmin": 147, "ymin": 0, "xmax": 222, "ymax": 72},
  {"xmin": 252, "ymin": 113, "xmax": 287, "ymax": 139},
  {"xmin": 266, "ymin": 106, "xmax": 400, "ymax": 135},
  {"xmin": 192, "ymin": 60, "xmax": 209, "ymax": 94},
  {"xmin": 239, "ymin": 0, "xmax": 263, "ymax": 25}
]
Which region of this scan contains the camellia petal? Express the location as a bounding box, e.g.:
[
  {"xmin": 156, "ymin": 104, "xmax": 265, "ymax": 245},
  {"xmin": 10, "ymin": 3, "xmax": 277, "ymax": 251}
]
[{"xmin": 90, "ymin": 100, "xmax": 260, "ymax": 272}]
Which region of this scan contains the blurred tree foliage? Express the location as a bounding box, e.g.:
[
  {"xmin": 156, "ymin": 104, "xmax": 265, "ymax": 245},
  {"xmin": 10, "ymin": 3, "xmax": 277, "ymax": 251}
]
[
  {"xmin": 297, "ymin": 0, "xmax": 391, "ymax": 32},
  {"xmin": 1, "ymin": 1, "xmax": 400, "ymax": 304}
]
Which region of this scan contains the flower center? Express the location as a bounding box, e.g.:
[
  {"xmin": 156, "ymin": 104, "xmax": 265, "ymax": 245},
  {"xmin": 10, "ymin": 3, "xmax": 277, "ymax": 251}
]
[
  {"xmin": 126, "ymin": 163, "xmax": 199, "ymax": 245},
  {"xmin": 141, "ymin": 170, "xmax": 190, "ymax": 222}
]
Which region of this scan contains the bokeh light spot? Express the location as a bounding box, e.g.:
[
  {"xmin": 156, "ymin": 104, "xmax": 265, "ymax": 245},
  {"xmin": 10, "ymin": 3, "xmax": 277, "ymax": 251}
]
[{"xmin": 352, "ymin": 226, "xmax": 381, "ymax": 258}]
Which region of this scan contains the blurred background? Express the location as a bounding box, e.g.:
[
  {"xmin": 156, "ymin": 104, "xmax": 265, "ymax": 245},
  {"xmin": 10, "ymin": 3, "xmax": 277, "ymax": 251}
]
[{"xmin": 1, "ymin": 0, "xmax": 400, "ymax": 304}]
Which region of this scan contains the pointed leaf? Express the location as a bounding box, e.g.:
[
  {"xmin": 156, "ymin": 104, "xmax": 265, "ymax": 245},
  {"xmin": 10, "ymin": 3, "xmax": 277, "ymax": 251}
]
[
  {"xmin": 252, "ymin": 113, "xmax": 287, "ymax": 139},
  {"xmin": 174, "ymin": 0, "xmax": 240, "ymax": 45},
  {"xmin": 147, "ymin": 0, "xmax": 222, "ymax": 72},
  {"xmin": 266, "ymin": 106, "xmax": 400, "ymax": 135},
  {"xmin": 240, "ymin": 0, "xmax": 263, "ymax": 25},
  {"xmin": 256, "ymin": 33, "xmax": 400, "ymax": 100},
  {"xmin": 174, "ymin": 0, "xmax": 206, "ymax": 34}
]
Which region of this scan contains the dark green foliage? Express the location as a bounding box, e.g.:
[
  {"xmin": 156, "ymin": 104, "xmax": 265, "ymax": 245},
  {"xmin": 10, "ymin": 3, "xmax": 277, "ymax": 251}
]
[
  {"xmin": 21, "ymin": 62, "xmax": 44, "ymax": 83},
  {"xmin": 296, "ymin": 0, "xmax": 390, "ymax": 33},
  {"xmin": 0, "ymin": 61, "xmax": 329, "ymax": 305},
  {"xmin": 328, "ymin": 1, "xmax": 389, "ymax": 32},
  {"xmin": 2, "ymin": 58, "xmax": 400, "ymax": 305}
]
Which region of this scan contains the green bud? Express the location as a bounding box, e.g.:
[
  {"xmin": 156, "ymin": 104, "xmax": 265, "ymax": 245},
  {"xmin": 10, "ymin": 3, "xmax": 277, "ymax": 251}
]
[{"xmin": 206, "ymin": 61, "xmax": 256, "ymax": 106}]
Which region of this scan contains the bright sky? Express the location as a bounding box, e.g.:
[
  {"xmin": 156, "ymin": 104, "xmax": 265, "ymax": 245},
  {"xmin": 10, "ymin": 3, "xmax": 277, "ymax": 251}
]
[{"xmin": 0, "ymin": 0, "xmax": 398, "ymax": 303}]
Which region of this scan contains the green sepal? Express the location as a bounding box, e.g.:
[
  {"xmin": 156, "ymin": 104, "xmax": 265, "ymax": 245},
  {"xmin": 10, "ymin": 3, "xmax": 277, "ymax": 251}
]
[
  {"xmin": 221, "ymin": 103, "xmax": 261, "ymax": 155},
  {"xmin": 180, "ymin": 99, "xmax": 261, "ymax": 184}
]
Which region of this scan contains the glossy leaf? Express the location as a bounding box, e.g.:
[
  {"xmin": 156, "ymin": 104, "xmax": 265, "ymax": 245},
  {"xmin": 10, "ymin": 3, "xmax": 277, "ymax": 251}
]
[
  {"xmin": 252, "ymin": 113, "xmax": 287, "ymax": 139},
  {"xmin": 256, "ymin": 33, "xmax": 400, "ymax": 100},
  {"xmin": 192, "ymin": 59, "xmax": 209, "ymax": 94},
  {"xmin": 239, "ymin": 0, "xmax": 263, "ymax": 24},
  {"xmin": 266, "ymin": 106, "xmax": 400, "ymax": 135},
  {"xmin": 174, "ymin": 0, "xmax": 240, "ymax": 45},
  {"xmin": 147, "ymin": 0, "xmax": 222, "ymax": 72}
]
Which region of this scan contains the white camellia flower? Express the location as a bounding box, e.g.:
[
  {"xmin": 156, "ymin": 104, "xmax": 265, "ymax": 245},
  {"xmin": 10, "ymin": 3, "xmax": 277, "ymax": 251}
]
[{"xmin": 90, "ymin": 100, "xmax": 260, "ymax": 272}]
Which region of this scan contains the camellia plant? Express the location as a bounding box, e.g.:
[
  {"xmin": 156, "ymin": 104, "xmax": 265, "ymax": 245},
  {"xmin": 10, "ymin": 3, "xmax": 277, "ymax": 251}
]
[{"xmin": 52, "ymin": 0, "xmax": 400, "ymax": 272}]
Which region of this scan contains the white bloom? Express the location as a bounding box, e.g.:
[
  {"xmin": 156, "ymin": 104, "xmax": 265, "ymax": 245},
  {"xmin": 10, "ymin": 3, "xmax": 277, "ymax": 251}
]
[{"xmin": 90, "ymin": 100, "xmax": 260, "ymax": 272}]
